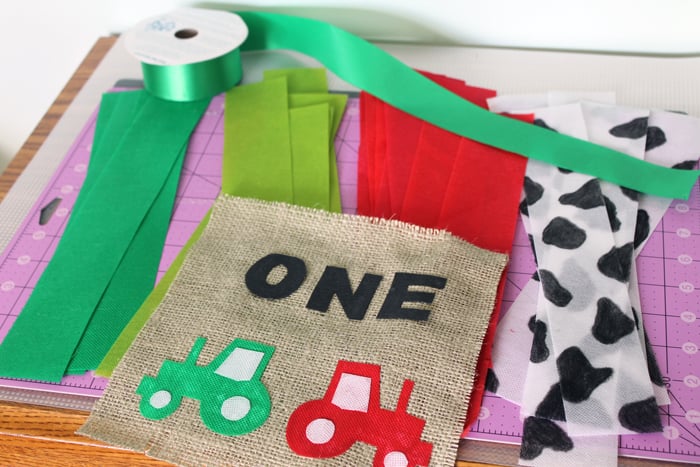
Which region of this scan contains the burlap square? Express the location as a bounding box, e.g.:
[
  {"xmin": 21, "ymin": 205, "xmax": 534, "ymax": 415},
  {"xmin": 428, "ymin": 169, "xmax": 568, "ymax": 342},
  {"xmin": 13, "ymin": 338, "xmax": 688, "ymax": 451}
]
[{"xmin": 80, "ymin": 195, "xmax": 507, "ymax": 466}]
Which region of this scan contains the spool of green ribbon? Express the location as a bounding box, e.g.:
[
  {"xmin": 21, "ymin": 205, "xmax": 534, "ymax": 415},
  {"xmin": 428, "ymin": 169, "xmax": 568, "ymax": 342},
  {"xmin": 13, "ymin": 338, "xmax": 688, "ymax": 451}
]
[
  {"xmin": 124, "ymin": 8, "xmax": 247, "ymax": 102},
  {"xmin": 126, "ymin": 8, "xmax": 700, "ymax": 199},
  {"xmin": 139, "ymin": 50, "xmax": 242, "ymax": 102}
]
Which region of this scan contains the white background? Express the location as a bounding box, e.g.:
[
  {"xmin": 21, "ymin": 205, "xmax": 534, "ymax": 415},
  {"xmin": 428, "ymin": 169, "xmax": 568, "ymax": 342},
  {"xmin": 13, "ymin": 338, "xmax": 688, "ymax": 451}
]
[{"xmin": 1, "ymin": 0, "xmax": 700, "ymax": 171}]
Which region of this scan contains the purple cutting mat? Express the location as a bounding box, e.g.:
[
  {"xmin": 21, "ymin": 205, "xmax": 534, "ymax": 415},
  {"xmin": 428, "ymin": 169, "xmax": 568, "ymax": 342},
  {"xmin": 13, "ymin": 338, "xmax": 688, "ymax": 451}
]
[{"xmin": 0, "ymin": 89, "xmax": 698, "ymax": 464}]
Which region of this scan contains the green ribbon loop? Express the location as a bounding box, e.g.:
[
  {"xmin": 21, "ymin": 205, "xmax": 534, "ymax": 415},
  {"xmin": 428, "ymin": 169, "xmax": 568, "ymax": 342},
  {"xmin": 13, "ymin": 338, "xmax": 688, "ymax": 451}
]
[{"xmin": 139, "ymin": 10, "xmax": 700, "ymax": 199}]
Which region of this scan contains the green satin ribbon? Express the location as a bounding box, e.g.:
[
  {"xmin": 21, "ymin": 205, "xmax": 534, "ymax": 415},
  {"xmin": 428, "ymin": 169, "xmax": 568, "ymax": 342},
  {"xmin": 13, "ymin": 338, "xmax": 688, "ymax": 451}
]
[
  {"xmin": 142, "ymin": 48, "xmax": 243, "ymax": 102},
  {"xmin": 137, "ymin": 10, "xmax": 699, "ymax": 199}
]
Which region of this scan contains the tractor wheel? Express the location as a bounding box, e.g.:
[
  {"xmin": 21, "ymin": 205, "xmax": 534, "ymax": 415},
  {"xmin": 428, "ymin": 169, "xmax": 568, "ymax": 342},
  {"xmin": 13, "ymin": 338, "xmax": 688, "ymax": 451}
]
[
  {"xmin": 286, "ymin": 401, "xmax": 355, "ymax": 458},
  {"xmin": 374, "ymin": 440, "xmax": 433, "ymax": 467},
  {"xmin": 136, "ymin": 375, "xmax": 183, "ymax": 420},
  {"xmin": 199, "ymin": 382, "xmax": 271, "ymax": 436},
  {"xmin": 376, "ymin": 449, "xmax": 410, "ymax": 467}
]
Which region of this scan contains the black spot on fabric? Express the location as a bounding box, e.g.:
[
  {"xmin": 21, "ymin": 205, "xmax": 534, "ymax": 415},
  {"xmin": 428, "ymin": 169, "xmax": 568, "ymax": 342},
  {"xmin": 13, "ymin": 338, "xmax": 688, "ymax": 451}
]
[
  {"xmin": 619, "ymin": 397, "xmax": 662, "ymax": 433},
  {"xmin": 603, "ymin": 196, "xmax": 621, "ymax": 232},
  {"xmin": 557, "ymin": 167, "xmax": 573, "ymax": 174},
  {"xmin": 542, "ymin": 217, "xmax": 587, "ymax": 249},
  {"xmin": 532, "ymin": 270, "xmax": 540, "ymax": 282},
  {"xmin": 528, "ymin": 234, "xmax": 538, "ymax": 266},
  {"xmin": 536, "ymin": 384, "xmax": 566, "ymax": 421},
  {"xmin": 597, "ymin": 243, "xmax": 634, "ymax": 282},
  {"xmin": 524, "ymin": 176, "xmax": 545, "ymax": 207},
  {"xmin": 644, "ymin": 331, "xmax": 665, "ymax": 387},
  {"xmin": 645, "ymin": 126, "xmax": 667, "ymax": 151},
  {"xmin": 673, "ymin": 160, "xmax": 698, "ymax": 170},
  {"xmin": 540, "ymin": 270, "xmax": 573, "ymax": 307},
  {"xmin": 592, "ymin": 297, "xmax": 636, "ymax": 344},
  {"xmin": 519, "ymin": 198, "xmax": 529, "ymax": 216},
  {"xmin": 609, "ymin": 116, "xmax": 648, "ymax": 139},
  {"xmin": 557, "ymin": 347, "xmax": 613, "ymax": 403},
  {"xmin": 634, "ymin": 209, "xmax": 651, "ymax": 249},
  {"xmin": 632, "ymin": 307, "xmax": 640, "ymax": 330},
  {"xmin": 534, "ymin": 118, "xmax": 557, "ymax": 132},
  {"xmin": 621, "ymin": 186, "xmax": 640, "ymax": 201},
  {"xmin": 520, "ymin": 417, "xmax": 573, "ymax": 460},
  {"xmin": 558, "ymin": 179, "xmax": 604, "ymax": 209},
  {"xmin": 485, "ymin": 368, "xmax": 500, "ymax": 393},
  {"xmin": 528, "ymin": 315, "xmax": 550, "ymax": 363}
]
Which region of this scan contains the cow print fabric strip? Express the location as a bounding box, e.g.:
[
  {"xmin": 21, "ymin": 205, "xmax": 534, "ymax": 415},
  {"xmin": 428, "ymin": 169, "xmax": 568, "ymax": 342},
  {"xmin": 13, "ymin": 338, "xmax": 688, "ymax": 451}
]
[
  {"xmin": 491, "ymin": 108, "xmax": 700, "ymax": 409},
  {"xmin": 486, "ymin": 95, "xmax": 700, "ymax": 466},
  {"xmin": 518, "ymin": 103, "xmax": 659, "ymax": 439}
]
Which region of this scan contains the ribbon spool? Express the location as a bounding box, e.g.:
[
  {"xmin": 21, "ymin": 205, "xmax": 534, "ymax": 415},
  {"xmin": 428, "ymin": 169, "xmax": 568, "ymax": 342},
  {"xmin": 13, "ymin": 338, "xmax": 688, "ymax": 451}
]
[{"xmin": 124, "ymin": 8, "xmax": 247, "ymax": 102}]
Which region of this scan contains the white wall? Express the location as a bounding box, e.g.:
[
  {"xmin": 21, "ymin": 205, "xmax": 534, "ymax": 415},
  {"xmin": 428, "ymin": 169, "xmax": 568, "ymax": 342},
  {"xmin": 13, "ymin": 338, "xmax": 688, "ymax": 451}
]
[{"xmin": 2, "ymin": 0, "xmax": 700, "ymax": 171}]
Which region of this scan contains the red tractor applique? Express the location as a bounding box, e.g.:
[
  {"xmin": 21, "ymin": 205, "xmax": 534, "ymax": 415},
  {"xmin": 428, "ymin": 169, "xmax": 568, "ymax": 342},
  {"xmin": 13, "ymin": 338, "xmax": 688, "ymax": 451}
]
[{"xmin": 286, "ymin": 360, "xmax": 433, "ymax": 467}]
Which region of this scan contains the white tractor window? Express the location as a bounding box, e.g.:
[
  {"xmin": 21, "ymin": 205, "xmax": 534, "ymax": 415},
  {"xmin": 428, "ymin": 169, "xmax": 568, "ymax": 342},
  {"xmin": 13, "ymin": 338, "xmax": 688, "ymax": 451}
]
[
  {"xmin": 214, "ymin": 347, "xmax": 265, "ymax": 381},
  {"xmin": 331, "ymin": 373, "xmax": 372, "ymax": 412}
]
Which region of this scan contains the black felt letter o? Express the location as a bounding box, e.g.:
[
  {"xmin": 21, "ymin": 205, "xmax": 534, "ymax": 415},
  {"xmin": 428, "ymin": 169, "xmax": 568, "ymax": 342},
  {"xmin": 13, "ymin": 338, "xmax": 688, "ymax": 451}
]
[{"xmin": 245, "ymin": 253, "xmax": 307, "ymax": 299}]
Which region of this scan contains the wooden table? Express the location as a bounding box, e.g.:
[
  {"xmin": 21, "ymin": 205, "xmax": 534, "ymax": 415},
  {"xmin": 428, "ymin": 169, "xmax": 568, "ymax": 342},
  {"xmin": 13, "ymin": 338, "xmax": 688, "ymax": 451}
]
[{"xmin": 0, "ymin": 36, "xmax": 505, "ymax": 467}]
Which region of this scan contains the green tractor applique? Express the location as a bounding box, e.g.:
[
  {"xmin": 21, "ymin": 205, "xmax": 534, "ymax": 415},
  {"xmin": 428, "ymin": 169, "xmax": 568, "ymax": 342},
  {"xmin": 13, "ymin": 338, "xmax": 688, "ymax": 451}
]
[{"xmin": 136, "ymin": 337, "xmax": 275, "ymax": 436}]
